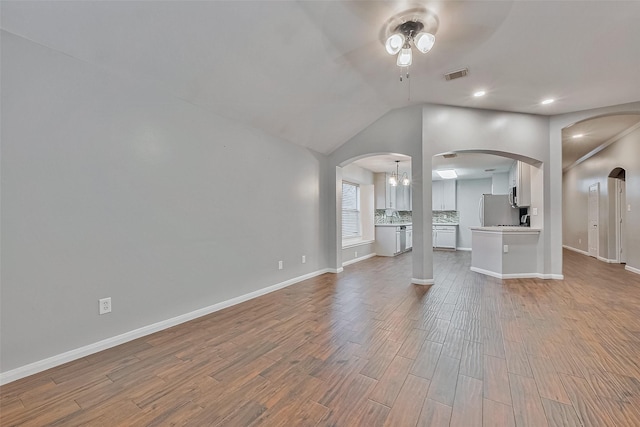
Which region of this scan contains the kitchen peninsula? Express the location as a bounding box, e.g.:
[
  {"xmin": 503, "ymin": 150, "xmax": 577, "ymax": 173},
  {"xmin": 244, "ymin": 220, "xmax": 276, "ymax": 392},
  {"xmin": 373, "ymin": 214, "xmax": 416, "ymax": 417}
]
[{"xmin": 470, "ymin": 226, "xmax": 541, "ymax": 279}]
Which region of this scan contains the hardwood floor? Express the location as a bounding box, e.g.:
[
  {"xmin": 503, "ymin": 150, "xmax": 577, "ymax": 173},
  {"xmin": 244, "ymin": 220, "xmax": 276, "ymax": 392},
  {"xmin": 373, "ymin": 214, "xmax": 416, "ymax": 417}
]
[{"xmin": 2, "ymin": 249, "xmax": 640, "ymax": 426}]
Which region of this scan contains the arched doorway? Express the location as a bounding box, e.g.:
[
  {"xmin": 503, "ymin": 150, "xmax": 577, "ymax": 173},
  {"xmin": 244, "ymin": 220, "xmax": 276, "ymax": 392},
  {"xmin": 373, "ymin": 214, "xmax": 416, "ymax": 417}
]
[
  {"xmin": 560, "ymin": 113, "xmax": 640, "ymax": 266},
  {"xmin": 335, "ymin": 153, "xmax": 414, "ymax": 274},
  {"xmin": 609, "ymin": 167, "xmax": 627, "ymax": 263}
]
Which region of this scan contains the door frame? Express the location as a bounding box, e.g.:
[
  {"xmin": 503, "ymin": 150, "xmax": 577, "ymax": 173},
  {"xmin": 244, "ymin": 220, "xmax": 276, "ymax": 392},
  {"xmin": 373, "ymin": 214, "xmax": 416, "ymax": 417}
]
[
  {"xmin": 615, "ymin": 178, "xmax": 627, "ymax": 263},
  {"xmin": 588, "ymin": 183, "xmax": 599, "ymax": 258}
]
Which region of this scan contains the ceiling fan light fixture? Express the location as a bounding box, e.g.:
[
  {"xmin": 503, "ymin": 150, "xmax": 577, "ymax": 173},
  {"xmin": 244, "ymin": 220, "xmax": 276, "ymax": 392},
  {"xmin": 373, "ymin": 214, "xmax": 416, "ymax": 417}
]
[
  {"xmin": 396, "ymin": 46, "xmax": 412, "ymax": 67},
  {"xmin": 385, "ymin": 33, "xmax": 405, "ymax": 55},
  {"xmin": 380, "ymin": 7, "xmax": 439, "ymax": 71},
  {"xmin": 414, "ymin": 32, "xmax": 435, "ymax": 53}
]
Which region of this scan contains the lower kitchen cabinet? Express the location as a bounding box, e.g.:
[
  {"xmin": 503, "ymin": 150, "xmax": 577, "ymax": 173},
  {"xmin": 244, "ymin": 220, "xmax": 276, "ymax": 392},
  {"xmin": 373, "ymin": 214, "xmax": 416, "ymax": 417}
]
[
  {"xmin": 433, "ymin": 225, "xmax": 457, "ymax": 250},
  {"xmin": 375, "ymin": 225, "xmax": 412, "ymax": 256}
]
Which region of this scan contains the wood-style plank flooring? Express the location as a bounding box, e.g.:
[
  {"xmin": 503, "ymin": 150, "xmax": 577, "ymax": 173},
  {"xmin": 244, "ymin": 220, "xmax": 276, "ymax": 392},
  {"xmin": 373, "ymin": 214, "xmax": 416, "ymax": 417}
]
[{"xmin": 2, "ymin": 249, "xmax": 640, "ymax": 426}]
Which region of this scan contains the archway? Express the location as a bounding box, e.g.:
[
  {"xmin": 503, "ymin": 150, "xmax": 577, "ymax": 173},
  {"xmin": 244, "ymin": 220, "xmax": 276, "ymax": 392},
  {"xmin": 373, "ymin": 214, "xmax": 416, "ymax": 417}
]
[
  {"xmin": 335, "ymin": 153, "xmax": 413, "ymax": 273},
  {"xmin": 560, "ymin": 112, "xmax": 640, "ymax": 268}
]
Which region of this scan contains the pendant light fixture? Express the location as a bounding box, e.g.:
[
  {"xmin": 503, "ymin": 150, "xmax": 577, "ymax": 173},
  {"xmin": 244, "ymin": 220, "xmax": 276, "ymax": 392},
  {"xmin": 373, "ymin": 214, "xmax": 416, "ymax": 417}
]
[
  {"xmin": 380, "ymin": 7, "xmax": 439, "ymax": 80},
  {"xmin": 389, "ymin": 160, "xmax": 410, "ymax": 187}
]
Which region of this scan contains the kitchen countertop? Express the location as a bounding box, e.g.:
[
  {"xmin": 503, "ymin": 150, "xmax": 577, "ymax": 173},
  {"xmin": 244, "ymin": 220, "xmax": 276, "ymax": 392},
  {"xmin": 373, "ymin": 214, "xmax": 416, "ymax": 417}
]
[
  {"xmin": 433, "ymin": 223, "xmax": 459, "ymax": 226},
  {"xmin": 375, "ymin": 223, "xmax": 412, "ymax": 227},
  {"xmin": 470, "ymin": 226, "xmax": 540, "ymax": 233}
]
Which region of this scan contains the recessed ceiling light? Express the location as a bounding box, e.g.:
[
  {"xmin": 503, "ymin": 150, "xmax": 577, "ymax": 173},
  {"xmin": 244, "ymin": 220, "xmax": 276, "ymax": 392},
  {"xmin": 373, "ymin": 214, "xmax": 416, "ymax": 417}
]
[
  {"xmin": 473, "ymin": 90, "xmax": 486, "ymax": 97},
  {"xmin": 541, "ymin": 98, "xmax": 555, "ymax": 105},
  {"xmin": 572, "ymin": 134, "xmax": 584, "ymax": 138},
  {"xmin": 436, "ymin": 169, "xmax": 457, "ymax": 179}
]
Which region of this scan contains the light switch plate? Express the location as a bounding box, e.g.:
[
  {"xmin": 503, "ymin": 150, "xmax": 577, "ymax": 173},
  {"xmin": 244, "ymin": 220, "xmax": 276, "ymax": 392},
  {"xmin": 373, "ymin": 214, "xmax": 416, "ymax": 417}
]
[
  {"xmin": 628, "ymin": 204, "xmax": 632, "ymax": 212},
  {"xmin": 532, "ymin": 207, "xmax": 538, "ymax": 216}
]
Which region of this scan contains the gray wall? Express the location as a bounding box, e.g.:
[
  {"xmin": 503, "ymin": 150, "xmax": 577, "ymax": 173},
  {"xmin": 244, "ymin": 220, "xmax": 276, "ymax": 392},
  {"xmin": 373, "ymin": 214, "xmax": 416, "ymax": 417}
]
[
  {"xmin": 563, "ymin": 126, "xmax": 640, "ymax": 269},
  {"xmin": 1, "ymin": 32, "xmax": 330, "ymax": 372},
  {"xmin": 342, "ymin": 243, "xmax": 375, "ymax": 265},
  {"xmin": 328, "ymin": 106, "xmax": 425, "ymax": 281},
  {"xmin": 552, "ymin": 101, "xmax": 640, "ymax": 274},
  {"xmin": 456, "ymin": 179, "xmax": 492, "ymax": 249},
  {"xmin": 423, "ymin": 105, "xmax": 554, "ymax": 277}
]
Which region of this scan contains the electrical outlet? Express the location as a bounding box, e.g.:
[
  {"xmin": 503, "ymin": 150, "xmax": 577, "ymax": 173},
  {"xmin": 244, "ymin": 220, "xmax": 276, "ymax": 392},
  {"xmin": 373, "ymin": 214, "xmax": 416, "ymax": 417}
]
[
  {"xmin": 628, "ymin": 204, "xmax": 632, "ymax": 212},
  {"xmin": 278, "ymin": 260, "xmax": 283, "ymax": 270},
  {"xmin": 99, "ymin": 297, "xmax": 111, "ymax": 315},
  {"xmin": 532, "ymin": 207, "xmax": 538, "ymax": 216},
  {"xmin": 579, "ymin": 238, "xmax": 582, "ymax": 244},
  {"xmin": 302, "ymin": 255, "xmax": 306, "ymax": 264},
  {"xmin": 503, "ymin": 245, "xmax": 509, "ymax": 253},
  {"xmin": 354, "ymin": 251, "xmax": 358, "ymax": 258}
]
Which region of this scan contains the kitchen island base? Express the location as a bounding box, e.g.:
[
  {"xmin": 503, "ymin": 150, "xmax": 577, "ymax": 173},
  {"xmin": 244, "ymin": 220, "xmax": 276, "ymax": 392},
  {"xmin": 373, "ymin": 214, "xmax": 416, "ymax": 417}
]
[{"xmin": 470, "ymin": 227, "xmax": 541, "ymax": 279}]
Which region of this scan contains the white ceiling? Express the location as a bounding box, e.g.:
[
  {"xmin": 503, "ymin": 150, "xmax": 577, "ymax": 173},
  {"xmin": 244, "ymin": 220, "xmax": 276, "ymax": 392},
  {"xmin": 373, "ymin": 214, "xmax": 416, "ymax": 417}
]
[
  {"xmin": 432, "ymin": 153, "xmax": 514, "ymax": 181},
  {"xmin": 562, "ymin": 114, "xmax": 640, "ymax": 170},
  {"xmin": 2, "ymin": 1, "xmax": 640, "ymax": 155},
  {"xmin": 351, "ymin": 152, "xmax": 515, "ymax": 182},
  {"xmin": 352, "ymin": 154, "xmax": 411, "ymax": 174}
]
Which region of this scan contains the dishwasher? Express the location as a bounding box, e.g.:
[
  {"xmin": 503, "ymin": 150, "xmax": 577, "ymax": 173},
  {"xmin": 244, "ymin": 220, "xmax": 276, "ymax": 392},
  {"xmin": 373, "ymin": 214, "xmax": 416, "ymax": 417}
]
[{"xmin": 396, "ymin": 225, "xmax": 407, "ymax": 253}]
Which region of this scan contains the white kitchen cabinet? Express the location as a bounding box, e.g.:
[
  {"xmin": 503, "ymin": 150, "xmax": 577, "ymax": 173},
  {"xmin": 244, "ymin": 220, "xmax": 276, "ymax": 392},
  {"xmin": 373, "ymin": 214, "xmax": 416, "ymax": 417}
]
[
  {"xmin": 432, "ymin": 180, "xmax": 456, "ymax": 211},
  {"xmin": 433, "ymin": 226, "xmax": 457, "ymax": 249},
  {"xmin": 374, "ymin": 173, "xmax": 396, "ymax": 209},
  {"xmin": 508, "ymin": 161, "xmax": 531, "ymax": 207},
  {"xmin": 375, "ymin": 225, "xmax": 399, "ymax": 256},
  {"xmin": 375, "ymin": 225, "xmax": 412, "ymax": 256},
  {"xmin": 396, "ymin": 184, "xmax": 412, "ymax": 211},
  {"xmin": 375, "ymin": 173, "xmax": 411, "ymax": 210}
]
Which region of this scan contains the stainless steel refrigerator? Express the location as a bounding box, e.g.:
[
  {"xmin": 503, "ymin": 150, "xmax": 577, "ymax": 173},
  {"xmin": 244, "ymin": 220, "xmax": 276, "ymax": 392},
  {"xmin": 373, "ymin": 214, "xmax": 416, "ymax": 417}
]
[{"xmin": 478, "ymin": 194, "xmax": 520, "ymax": 226}]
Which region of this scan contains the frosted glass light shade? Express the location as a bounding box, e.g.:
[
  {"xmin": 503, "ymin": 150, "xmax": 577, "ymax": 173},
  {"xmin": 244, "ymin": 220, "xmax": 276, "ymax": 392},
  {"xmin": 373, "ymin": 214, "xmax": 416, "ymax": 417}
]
[
  {"xmin": 414, "ymin": 32, "xmax": 435, "ymax": 53},
  {"xmin": 385, "ymin": 33, "xmax": 405, "ymax": 55},
  {"xmin": 396, "ymin": 47, "xmax": 412, "ymax": 67}
]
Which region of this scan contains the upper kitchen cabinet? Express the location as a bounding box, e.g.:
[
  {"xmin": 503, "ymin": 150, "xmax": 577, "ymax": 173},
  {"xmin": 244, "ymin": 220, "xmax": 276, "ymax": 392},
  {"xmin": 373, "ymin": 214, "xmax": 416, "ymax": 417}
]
[
  {"xmin": 508, "ymin": 161, "xmax": 531, "ymax": 207},
  {"xmin": 374, "ymin": 173, "xmax": 412, "ymax": 210},
  {"xmin": 375, "ymin": 173, "xmax": 395, "ymax": 209},
  {"xmin": 432, "ymin": 180, "xmax": 456, "ymax": 211},
  {"xmin": 395, "ymin": 184, "xmax": 412, "ymax": 211}
]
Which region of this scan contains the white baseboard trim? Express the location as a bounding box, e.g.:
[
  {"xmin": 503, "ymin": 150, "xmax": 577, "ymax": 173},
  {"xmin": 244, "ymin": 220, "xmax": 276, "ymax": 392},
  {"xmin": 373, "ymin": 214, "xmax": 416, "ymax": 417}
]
[
  {"xmin": 597, "ymin": 256, "xmax": 618, "ymax": 264},
  {"xmin": 456, "ymin": 247, "xmax": 472, "ymax": 252},
  {"xmin": 563, "ymin": 245, "xmax": 590, "ymax": 256},
  {"xmin": 537, "ymin": 274, "xmax": 565, "ymax": 280},
  {"xmin": 327, "ymin": 267, "xmax": 344, "ymax": 274},
  {"xmin": 411, "ymin": 278, "xmax": 434, "ymax": 285},
  {"xmin": 470, "ymin": 267, "xmax": 562, "ymax": 280},
  {"xmin": 626, "ymin": 265, "xmax": 640, "ymax": 275},
  {"xmin": 342, "ymin": 253, "xmax": 376, "ymax": 267},
  {"xmin": 0, "ymin": 267, "xmax": 332, "ymax": 386}
]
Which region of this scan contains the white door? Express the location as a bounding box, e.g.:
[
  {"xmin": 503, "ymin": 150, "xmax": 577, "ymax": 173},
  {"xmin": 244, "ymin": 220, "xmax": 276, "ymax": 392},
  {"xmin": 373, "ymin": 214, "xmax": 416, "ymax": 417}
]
[
  {"xmin": 618, "ymin": 179, "xmax": 627, "ymax": 263},
  {"xmin": 588, "ymin": 183, "xmax": 599, "ymax": 258}
]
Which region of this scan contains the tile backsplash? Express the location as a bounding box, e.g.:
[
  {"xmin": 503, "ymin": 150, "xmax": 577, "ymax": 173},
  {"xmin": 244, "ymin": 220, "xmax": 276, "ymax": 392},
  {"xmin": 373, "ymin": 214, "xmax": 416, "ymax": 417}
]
[
  {"xmin": 433, "ymin": 211, "xmax": 459, "ymax": 224},
  {"xmin": 375, "ymin": 210, "xmax": 459, "ymax": 224},
  {"xmin": 375, "ymin": 210, "xmax": 412, "ymax": 224}
]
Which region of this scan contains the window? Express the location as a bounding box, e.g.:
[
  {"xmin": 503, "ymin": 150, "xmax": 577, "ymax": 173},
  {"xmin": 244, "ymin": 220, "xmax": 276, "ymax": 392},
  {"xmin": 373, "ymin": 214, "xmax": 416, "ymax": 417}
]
[{"xmin": 342, "ymin": 181, "xmax": 360, "ymax": 238}]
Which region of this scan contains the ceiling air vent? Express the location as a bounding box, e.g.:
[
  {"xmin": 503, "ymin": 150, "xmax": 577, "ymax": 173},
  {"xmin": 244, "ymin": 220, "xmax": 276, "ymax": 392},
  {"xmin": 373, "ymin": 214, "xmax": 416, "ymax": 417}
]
[
  {"xmin": 444, "ymin": 68, "xmax": 469, "ymax": 81},
  {"xmin": 443, "ymin": 153, "xmax": 457, "ymax": 159}
]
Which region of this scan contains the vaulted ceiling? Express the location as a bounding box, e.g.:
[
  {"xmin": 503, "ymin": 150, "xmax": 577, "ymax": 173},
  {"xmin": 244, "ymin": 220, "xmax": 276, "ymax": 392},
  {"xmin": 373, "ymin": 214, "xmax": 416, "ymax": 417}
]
[{"xmin": 2, "ymin": 1, "xmax": 640, "ymax": 154}]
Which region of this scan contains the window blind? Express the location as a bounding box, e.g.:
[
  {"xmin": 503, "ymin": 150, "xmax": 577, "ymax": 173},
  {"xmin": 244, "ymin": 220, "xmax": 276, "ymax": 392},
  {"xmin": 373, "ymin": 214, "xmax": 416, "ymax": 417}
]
[{"xmin": 342, "ymin": 182, "xmax": 361, "ymax": 238}]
